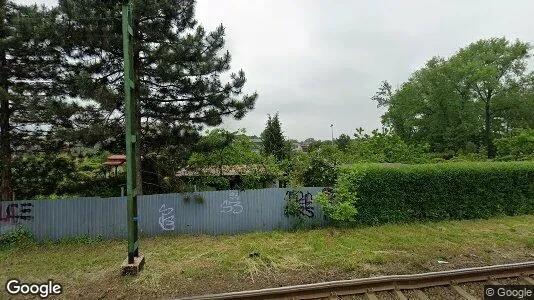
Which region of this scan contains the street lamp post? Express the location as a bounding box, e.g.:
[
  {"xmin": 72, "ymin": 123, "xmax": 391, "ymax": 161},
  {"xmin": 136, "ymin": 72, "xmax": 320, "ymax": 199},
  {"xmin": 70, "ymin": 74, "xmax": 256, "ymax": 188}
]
[{"xmin": 330, "ymin": 124, "xmax": 334, "ymax": 144}]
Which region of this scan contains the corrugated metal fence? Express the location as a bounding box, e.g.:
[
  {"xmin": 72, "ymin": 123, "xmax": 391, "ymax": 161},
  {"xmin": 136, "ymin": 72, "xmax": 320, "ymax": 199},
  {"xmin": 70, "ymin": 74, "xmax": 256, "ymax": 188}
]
[{"xmin": 0, "ymin": 187, "xmax": 326, "ymax": 241}]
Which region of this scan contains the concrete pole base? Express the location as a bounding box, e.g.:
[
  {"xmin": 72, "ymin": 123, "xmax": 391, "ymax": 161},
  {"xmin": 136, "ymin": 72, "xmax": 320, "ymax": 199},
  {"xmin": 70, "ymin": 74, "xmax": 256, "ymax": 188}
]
[{"xmin": 121, "ymin": 255, "xmax": 145, "ymax": 276}]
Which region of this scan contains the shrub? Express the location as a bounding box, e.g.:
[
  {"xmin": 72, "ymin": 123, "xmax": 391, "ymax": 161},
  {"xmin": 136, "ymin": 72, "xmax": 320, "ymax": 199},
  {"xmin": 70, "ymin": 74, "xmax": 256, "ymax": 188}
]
[
  {"xmin": 301, "ymin": 144, "xmax": 340, "ymax": 187},
  {"xmin": 324, "ymin": 162, "xmax": 534, "ymax": 225},
  {"xmin": 58, "ymin": 175, "xmax": 125, "ymax": 198},
  {"xmin": 283, "ymin": 190, "xmax": 305, "ymax": 227},
  {"xmin": 0, "ymin": 226, "xmax": 35, "ymax": 250},
  {"xmin": 13, "ymin": 153, "xmax": 76, "ymax": 199},
  {"xmin": 316, "ymin": 176, "xmax": 358, "ymax": 226},
  {"xmin": 495, "ymin": 129, "xmax": 534, "ymax": 160},
  {"xmin": 348, "ymin": 130, "xmax": 431, "ymax": 164}
]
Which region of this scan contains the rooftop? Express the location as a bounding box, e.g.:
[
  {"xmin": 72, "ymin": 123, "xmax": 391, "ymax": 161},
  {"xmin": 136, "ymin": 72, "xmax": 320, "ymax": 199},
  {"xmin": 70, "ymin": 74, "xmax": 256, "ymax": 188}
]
[{"xmin": 176, "ymin": 164, "xmax": 278, "ymax": 177}]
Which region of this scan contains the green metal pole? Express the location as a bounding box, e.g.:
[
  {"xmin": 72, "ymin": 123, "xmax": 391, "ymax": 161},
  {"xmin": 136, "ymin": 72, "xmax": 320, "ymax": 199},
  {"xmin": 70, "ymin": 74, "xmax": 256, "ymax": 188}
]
[{"xmin": 122, "ymin": 1, "xmax": 139, "ymax": 264}]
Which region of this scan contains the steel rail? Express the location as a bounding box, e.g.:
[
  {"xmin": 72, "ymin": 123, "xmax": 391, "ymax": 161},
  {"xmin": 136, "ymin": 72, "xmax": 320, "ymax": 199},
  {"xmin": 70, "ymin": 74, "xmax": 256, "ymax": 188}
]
[{"xmin": 178, "ymin": 261, "xmax": 534, "ymax": 300}]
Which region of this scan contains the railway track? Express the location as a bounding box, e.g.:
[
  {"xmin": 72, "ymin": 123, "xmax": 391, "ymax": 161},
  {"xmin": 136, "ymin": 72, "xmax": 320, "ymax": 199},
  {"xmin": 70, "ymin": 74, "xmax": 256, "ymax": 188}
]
[{"xmin": 179, "ymin": 261, "xmax": 534, "ymax": 300}]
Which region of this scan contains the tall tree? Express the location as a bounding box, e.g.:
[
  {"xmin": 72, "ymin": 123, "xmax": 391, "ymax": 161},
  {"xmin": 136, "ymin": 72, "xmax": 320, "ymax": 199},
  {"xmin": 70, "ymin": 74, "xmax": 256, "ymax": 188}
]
[
  {"xmin": 57, "ymin": 0, "xmax": 258, "ymax": 194},
  {"xmin": 374, "ymin": 38, "xmax": 534, "ymax": 157},
  {"xmin": 449, "ymin": 38, "xmax": 531, "ymax": 158},
  {"xmin": 261, "ymin": 113, "xmax": 289, "ymax": 161},
  {"xmin": 1, "ymin": 2, "xmax": 75, "ymax": 201}
]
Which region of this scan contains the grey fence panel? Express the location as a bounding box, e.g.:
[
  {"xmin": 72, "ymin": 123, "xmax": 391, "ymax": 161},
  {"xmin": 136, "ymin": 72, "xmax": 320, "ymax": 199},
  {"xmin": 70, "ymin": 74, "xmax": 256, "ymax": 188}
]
[
  {"xmin": 138, "ymin": 193, "xmax": 179, "ymax": 236},
  {"xmin": 88, "ymin": 197, "xmax": 127, "ymax": 238},
  {"xmin": 0, "ymin": 187, "xmax": 328, "ymax": 241}
]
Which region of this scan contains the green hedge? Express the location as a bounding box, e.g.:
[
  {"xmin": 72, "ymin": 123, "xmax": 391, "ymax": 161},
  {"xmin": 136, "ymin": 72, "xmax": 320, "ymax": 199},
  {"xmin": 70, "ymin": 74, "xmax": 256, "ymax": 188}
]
[{"xmin": 328, "ymin": 162, "xmax": 534, "ymax": 225}]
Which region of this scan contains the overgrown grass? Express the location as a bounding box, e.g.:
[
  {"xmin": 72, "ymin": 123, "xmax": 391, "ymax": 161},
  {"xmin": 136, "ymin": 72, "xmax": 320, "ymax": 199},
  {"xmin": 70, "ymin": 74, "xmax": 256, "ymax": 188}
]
[{"xmin": 2, "ymin": 215, "xmax": 534, "ymax": 299}]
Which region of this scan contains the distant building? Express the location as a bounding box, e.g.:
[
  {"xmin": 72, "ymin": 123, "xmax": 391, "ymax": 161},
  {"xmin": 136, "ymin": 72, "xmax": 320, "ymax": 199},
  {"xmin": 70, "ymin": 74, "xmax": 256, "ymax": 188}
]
[
  {"xmin": 291, "ymin": 141, "xmax": 303, "ymax": 151},
  {"xmin": 293, "ymin": 138, "xmax": 316, "ymax": 151},
  {"xmin": 102, "ymin": 154, "xmax": 126, "ymax": 176}
]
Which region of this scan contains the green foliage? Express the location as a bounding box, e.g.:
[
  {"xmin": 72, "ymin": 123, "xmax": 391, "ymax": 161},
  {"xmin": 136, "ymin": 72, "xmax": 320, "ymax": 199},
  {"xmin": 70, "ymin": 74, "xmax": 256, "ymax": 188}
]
[
  {"xmin": 0, "ymin": 227, "xmax": 35, "ymax": 250},
  {"xmin": 349, "ymin": 129, "xmax": 430, "ymax": 163},
  {"xmin": 59, "ymin": 0, "xmax": 258, "ymax": 130},
  {"xmin": 12, "ymin": 153, "xmax": 76, "ymax": 199},
  {"xmin": 1, "ymin": 2, "xmax": 78, "ymax": 200},
  {"xmin": 189, "ymin": 129, "xmax": 264, "ymax": 167},
  {"xmin": 261, "ymin": 113, "xmax": 290, "ymax": 161},
  {"xmin": 302, "ymin": 154, "xmax": 339, "ymax": 187},
  {"xmin": 191, "ymin": 176, "xmax": 231, "ymax": 191},
  {"xmin": 54, "ymin": 0, "xmax": 257, "ymax": 195},
  {"xmin": 297, "ymin": 143, "xmax": 340, "ymax": 187},
  {"xmin": 182, "ymin": 129, "xmax": 282, "ymax": 191},
  {"xmin": 375, "ymin": 37, "xmax": 534, "ymax": 158},
  {"xmin": 284, "ymin": 190, "xmax": 313, "ymax": 229},
  {"xmin": 12, "ymin": 149, "xmax": 125, "ymax": 199},
  {"xmin": 335, "ymin": 133, "xmax": 351, "ymax": 151},
  {"xmin": 284, "ymin": 191, "xmax": 303, "ymax": 221},
  {"xmin": 285, "ymin": 131, "xmax": 432, "ymax": 187},
  {"xmin": 32, "ymin": 193, "xmax": 80, "ymax": 200},
  {"xmin": 328, "ymin": 162, "xmax": 534, "ymax": 225},
  {"xmin": 316, "ymin": 183, "xmax": 358, "ymax": 226},
  {"xmin": 183, "ymin": 193, "xmax": 205, "ymax": 204},
  {"xmin": 283, "ymin": 152, "xmax": 309, "ymax": 187},
  {"xmin": 495, "ymin": 129, "xmax": 534, "ymax": 160},
  {"xmin": 59, "ymin": 176, "xmax": 125, "ymax": 198}
]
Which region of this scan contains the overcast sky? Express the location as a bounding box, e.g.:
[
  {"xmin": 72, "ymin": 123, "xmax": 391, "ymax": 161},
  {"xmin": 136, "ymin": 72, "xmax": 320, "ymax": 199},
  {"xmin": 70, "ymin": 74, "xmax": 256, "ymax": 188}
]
[{"xmin": 15, "ymin": 0, "xmax": 534, "ymax": 140}]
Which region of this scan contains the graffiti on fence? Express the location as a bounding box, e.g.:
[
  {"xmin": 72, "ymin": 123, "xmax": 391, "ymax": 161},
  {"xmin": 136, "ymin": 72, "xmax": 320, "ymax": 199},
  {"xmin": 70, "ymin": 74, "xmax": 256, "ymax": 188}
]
[
  {"xmin": 221, "ymin": 190, "xmax": 243, "ymax": 214},
  {"xmin": 284, "ymin": 190, "xmax": 314, "ymax": 218},
  {"xmin": 158, "ymin": 204, "xmax": 175, "ymax": 231},
  {"xmin": 0, "ymin": 203, "xmax": 33, "ymax": 223}
]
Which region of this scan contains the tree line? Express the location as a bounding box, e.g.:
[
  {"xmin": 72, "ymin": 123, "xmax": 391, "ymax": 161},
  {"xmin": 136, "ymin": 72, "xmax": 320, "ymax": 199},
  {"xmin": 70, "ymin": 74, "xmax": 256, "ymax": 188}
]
[
  {"xmin": 2, "ymin": 1, "xmax": 534, "ymax": 200},
  {"xmin": 372, "ymin": 38, "xmax": 534, "ymax": 158},
  {"xmin": 0, "ymin": 0, "xmax": 257, "ymax": 200}
]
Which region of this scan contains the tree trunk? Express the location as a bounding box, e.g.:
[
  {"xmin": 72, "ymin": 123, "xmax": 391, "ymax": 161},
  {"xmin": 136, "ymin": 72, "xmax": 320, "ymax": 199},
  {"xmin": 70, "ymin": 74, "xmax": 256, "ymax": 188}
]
[
  {"xmin": 0, "ymin": 1, "xmax": 13, "ymax": 201},
  {"xmin": 484, "ymin": 99, "xmax": 495, "ymax": 159},
  {"xmin": 0, "ymin": 79, "xmax": 12, "ymax": 202}
]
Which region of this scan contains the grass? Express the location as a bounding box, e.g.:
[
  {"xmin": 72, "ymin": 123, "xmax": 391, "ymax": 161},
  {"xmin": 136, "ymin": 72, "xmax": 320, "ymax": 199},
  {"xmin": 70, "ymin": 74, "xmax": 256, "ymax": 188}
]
[{"xmin": 2, "ymin": 215, "xmax": 534, "ymax": 299}]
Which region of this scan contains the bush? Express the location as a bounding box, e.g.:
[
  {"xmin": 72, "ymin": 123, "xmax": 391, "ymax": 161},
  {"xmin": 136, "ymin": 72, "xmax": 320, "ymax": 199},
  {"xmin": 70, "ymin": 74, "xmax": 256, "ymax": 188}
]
[
  {"xmin": 13, "ymin": 153, "xmax": 76, "ymax": 199},
  {"xmin": 301, "ymin": 144, "xmax": 340, "ymax": 187},
  {"xmin": 325, "ymin": 162, "xmax": 534, "ymax": 225},
  {"xmin": 0, "ymin": 226, "xmax": 35, "ymax": 250},
  {"xmin": 316, "ymin": 177, "xmax": 358, "ymax": 226},
  {"xmin": 283, "ymin": 190, "xmax": 306, "ymax": 227},
  {"xmin": 58, "ymin": 175, "xmax": 125, "ymax": 198},
  {"xmin": 495, "ymin": 129, "xmax": 534, "ymax": 160},
  {"xmin": 348, "ymin": 130, "xmax": 431, "ymax": 164}
]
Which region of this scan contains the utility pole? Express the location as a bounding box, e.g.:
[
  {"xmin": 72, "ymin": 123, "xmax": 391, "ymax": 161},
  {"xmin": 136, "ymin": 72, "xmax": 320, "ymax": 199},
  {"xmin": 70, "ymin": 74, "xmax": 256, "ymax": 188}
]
[{"xmin": 121, "ymin": 0, "xmax": 144, "ymax": 275}]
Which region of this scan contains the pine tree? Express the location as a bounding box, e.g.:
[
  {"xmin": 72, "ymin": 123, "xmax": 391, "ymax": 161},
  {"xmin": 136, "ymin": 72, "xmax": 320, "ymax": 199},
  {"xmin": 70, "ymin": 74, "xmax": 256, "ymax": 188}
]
[
  {"xmin": 0, "ymin": 1, "xmax": 76, "ymax": 201},
  {"xmin": 57, "ymin": 0, "xmax": 258, "ymax": 193},
  {"xmin": 261, "ymin": 113, "xmax": 289, "ymax": 161}
]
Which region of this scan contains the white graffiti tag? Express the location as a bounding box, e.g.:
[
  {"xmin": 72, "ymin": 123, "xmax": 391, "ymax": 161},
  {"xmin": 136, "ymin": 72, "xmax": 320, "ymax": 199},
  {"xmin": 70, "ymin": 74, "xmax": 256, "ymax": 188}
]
[
  {"xmin": 158, "ymin": 204, "xmax": 175, "ymax": 231},
  {"xmin": 221, "ymin": 190, "xmax": 243, "ymax": 214}
]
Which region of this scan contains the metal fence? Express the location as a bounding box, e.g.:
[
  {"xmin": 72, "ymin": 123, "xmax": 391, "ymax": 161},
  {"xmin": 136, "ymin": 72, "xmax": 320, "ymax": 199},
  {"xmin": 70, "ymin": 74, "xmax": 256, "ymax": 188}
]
[{"xmin": 0, "ymin": 188, "xmax": 326, "ymax": 241}]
